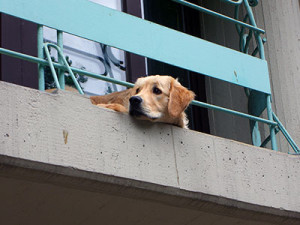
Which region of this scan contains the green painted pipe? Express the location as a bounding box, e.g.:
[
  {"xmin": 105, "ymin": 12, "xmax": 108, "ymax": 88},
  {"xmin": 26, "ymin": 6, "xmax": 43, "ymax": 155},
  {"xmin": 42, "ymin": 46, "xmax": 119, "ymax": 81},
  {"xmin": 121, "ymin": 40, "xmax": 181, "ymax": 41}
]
[{"xmin": 37, "ymin": 25, "xmax": 45, "ymax": 91}]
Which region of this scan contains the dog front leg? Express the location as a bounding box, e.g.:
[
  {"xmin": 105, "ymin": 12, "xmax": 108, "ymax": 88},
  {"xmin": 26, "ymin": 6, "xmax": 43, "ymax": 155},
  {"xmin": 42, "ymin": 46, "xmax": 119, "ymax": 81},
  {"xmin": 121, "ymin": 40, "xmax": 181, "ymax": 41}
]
[{"xmin": 97, "ymin": 103, "xmax": 128, "ymax": 113}]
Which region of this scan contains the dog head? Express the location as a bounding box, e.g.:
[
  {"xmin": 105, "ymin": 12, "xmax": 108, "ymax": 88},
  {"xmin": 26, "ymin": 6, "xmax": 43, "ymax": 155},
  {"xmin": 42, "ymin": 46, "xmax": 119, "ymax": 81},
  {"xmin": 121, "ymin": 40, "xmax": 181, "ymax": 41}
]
[{"xmin": 129, "ymin": 75, "xmax": 195, "ymax": 128}]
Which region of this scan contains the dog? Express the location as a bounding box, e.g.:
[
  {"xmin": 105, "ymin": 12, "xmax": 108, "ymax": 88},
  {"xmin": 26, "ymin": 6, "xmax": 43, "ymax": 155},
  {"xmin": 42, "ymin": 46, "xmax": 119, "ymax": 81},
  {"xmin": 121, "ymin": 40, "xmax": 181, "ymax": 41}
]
[{"xmin": 90, "ymin": 75, "xmax": 195, "ymax": 128}]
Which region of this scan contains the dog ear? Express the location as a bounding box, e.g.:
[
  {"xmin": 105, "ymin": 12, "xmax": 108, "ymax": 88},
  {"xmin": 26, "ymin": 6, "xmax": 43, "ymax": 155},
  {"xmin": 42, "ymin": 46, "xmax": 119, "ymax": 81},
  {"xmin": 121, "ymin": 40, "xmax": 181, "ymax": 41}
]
[{"xmin": 168, "ymin": 79, "xmax": 195, "ymax": 118}]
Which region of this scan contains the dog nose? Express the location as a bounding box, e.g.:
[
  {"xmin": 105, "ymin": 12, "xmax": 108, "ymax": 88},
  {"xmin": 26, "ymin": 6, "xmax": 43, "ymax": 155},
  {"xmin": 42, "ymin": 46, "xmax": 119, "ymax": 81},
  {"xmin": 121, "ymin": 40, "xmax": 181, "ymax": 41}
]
[{"xmin": 129, "ymin": 96, "xmax": 142, "ymax": 106}]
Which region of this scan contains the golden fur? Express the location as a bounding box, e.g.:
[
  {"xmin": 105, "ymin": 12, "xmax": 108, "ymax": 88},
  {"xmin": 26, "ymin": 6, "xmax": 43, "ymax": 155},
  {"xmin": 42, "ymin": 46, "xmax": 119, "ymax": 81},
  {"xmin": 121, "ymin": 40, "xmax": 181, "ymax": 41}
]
[{"xmin": 90, "ymin": 75, "xmax": 195, "ymax": 128}]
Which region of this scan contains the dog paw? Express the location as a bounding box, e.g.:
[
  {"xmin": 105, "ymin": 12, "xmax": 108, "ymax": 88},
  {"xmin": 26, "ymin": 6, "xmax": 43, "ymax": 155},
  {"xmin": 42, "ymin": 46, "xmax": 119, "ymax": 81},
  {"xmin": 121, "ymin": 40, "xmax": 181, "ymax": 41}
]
[{"xmin": 97, "ymin": 103, "xmax": 128, "ymax": 113}]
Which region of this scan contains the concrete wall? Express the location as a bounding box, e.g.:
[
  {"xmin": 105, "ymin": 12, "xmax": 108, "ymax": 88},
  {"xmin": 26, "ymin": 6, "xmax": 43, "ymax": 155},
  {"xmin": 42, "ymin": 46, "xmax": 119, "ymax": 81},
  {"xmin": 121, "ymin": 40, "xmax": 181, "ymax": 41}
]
[{"xmin": 0, "ymin": 81, "xmax": 299, "ymax": 224}]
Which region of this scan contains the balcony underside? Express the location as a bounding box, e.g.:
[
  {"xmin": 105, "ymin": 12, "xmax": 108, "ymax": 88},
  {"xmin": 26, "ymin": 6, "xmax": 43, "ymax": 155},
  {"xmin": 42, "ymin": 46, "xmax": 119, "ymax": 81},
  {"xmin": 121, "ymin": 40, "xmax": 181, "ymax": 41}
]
[{"xmin": 0, "ymin": 81, "xmax": 299, "ymax": 224}]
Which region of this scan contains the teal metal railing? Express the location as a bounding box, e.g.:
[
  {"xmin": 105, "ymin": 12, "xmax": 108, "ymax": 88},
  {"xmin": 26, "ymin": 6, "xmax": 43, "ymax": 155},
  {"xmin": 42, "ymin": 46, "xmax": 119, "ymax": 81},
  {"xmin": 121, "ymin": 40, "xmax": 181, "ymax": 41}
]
[
  {"xmin": 171, "ymin": 0, "xmax": 285, "ymax": 152},
  {"xmin": 43, "ymin": 42, "xmax": 84, "ymax": 94},
  {"xmin": 0, "ymin": 0, "xmax": 299, "ymax": 154}
]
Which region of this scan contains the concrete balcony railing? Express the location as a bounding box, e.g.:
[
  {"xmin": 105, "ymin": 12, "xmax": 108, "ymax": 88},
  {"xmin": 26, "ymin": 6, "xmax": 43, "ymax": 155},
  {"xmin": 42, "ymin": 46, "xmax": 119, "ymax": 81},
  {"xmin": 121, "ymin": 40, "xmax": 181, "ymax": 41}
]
[{"xmin": 0, "ymin": 81, "xmax": 299, "ymax": 224}]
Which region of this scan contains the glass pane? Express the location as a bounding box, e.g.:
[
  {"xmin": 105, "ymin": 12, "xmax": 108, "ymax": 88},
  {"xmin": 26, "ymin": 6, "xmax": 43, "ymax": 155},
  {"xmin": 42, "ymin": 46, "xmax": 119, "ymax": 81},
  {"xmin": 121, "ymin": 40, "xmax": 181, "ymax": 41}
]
[{"xmin": 43, "ymin": 0, "xmax": 126, "ymax": 95}]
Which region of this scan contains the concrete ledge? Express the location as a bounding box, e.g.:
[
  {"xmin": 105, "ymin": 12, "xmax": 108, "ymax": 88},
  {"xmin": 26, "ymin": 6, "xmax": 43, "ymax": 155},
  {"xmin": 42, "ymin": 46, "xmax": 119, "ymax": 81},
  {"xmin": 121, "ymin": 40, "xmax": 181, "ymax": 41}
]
[{"xmin": 1, "ymin": 81, "xmax": 300, "ymax": 224}]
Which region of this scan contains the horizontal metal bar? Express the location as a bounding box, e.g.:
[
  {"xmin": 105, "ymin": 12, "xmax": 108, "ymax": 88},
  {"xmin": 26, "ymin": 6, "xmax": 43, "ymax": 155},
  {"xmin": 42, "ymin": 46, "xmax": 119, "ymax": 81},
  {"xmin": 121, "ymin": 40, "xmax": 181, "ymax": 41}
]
[
  {"xmin": 190, "ymin": 100, "xmax": 277, "ymax": 126},
  {"xmin": 0, "ymin": 47, "xmax": 277, "ymax": 126},
  {"xmin": 0, "ymin": 47, "xmax": 134, "ymax": 88},
  {"xmin": 172, "ymin": 0, "xmax": 265, "ymax": 34}
]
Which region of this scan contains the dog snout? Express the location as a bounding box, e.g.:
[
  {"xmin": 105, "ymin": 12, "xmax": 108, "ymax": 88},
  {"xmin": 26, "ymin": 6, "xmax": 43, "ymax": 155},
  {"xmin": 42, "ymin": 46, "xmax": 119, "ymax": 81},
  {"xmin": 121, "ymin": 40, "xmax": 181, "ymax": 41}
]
[{"xmin": 129, "ymin": 96, "xmax": 142, "ymax": 107}]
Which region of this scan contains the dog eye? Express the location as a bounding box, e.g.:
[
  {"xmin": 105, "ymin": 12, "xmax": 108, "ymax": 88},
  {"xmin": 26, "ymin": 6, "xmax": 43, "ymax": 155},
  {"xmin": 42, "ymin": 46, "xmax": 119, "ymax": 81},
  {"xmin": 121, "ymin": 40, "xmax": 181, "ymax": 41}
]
[
  {"xmin": 136, "ymin": 88, "xmax": 140, "ymax": 94},
  {"xmin": 153, "ymin": 87, "xmax": 162, "ymax": 95}
]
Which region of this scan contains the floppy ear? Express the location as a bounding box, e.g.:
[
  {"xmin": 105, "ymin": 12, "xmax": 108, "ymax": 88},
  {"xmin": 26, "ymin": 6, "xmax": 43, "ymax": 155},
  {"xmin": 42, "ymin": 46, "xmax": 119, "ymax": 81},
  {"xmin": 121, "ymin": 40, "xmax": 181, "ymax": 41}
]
[{"xmin": 168, "ymin": 79, "xmax": 195, "ymax": 118}]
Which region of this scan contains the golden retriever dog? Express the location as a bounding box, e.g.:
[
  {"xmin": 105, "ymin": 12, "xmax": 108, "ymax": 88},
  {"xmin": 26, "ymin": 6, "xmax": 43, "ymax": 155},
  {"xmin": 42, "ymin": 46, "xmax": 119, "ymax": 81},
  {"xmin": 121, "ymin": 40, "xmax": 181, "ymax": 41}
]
[{"xmin": 90, "ymin": 75, "xmax": 195, "ymax": 128}]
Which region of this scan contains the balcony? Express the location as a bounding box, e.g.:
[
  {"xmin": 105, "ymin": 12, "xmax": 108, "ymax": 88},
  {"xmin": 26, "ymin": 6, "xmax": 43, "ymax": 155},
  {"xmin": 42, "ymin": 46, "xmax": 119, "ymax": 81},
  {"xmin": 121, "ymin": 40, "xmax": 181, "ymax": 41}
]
[
  {"xmin": 0, "ymin": 0, "xmax": 300, "ymax": 224},
  {"xmin": 1, "ymin": 80, "xmax": 300, "ymax": 224}
]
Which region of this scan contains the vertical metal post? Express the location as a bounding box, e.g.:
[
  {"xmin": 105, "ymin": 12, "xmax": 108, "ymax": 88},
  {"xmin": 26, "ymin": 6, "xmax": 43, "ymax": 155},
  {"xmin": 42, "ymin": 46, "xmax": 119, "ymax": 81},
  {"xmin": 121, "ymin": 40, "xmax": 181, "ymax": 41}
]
[
  {"xmin": 37, "ymin": 25, "xmax": 45, "ymax": 91},
  {"xmin": 267, "ymin": 95, "xmax": 278, "ymax": 151},
  {"xmin": 57, "ymin": 30, "xmax": 65, "ymax": 89},
  {"xmin": 244, "ymin": 0, "xmax": 277, "ymax": 149}
]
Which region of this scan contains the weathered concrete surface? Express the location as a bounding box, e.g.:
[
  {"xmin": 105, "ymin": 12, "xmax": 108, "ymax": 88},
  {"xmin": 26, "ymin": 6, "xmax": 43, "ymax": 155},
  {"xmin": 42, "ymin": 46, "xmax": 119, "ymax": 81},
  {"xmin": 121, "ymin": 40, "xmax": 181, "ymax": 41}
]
[{"xmin": 0, "ymin": 81, "xmax": 300, "ymax": 224}]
